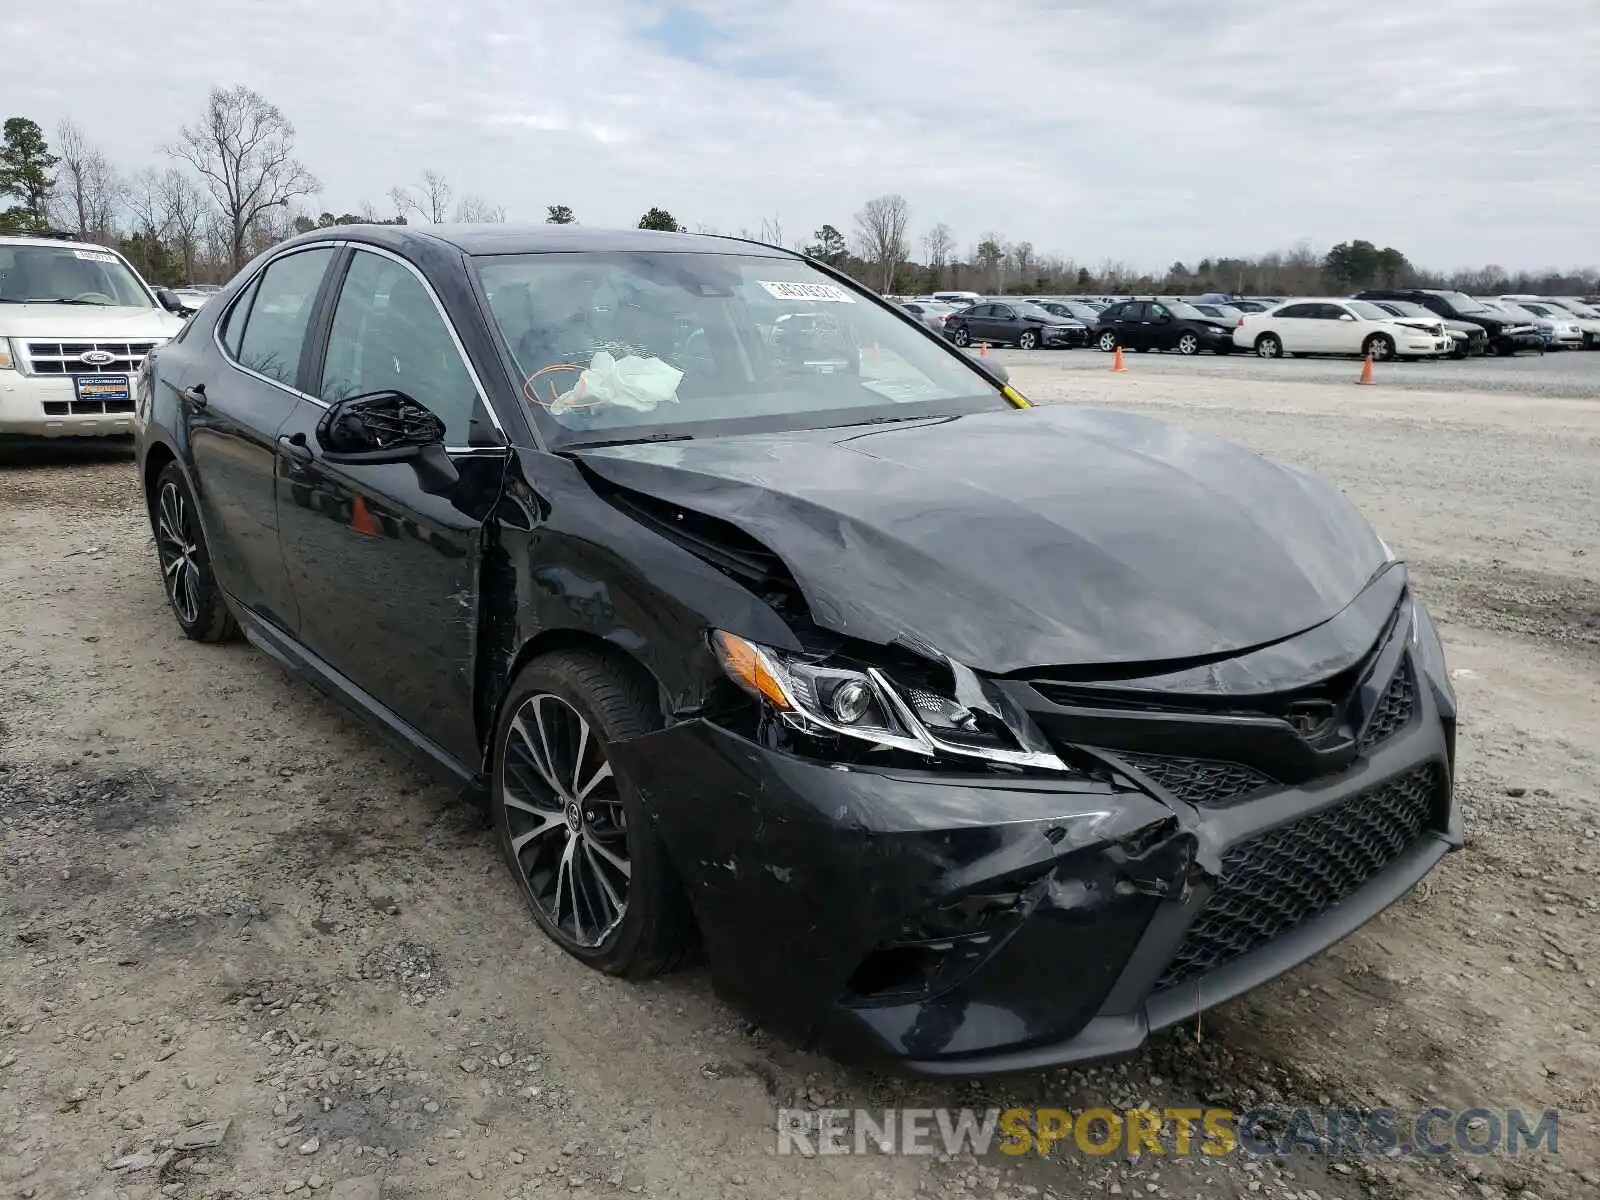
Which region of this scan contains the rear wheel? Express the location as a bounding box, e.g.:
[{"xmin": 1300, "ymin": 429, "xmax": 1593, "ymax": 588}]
[
  {"xmin": 491, "ymin": 650, "xmax": 695, "ymax": 978},
  {"xmin": 1017, "ymin": 329, "xmax": 1039, "ymax": 350},
  {"xmin": 152, "ymin": 461, "xmax": 236, "ymax": 642},
  {"xmin": 1097, "ymin": 330, "xmax": 1118, "ymax": 352},
  {"xmin": 1254, "ymin": 333, "xmax": 1283, "ymax": 359},
  {"xmin": 1363, "ymin": 333, "xmax": 1396, "ymax": 362},
  {"xmin": 951, "ymin": 325, "xmax": 971, "ymax": 347}
]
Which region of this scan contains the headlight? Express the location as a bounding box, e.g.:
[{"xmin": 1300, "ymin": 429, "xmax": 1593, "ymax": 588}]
[
  {"xmin": 0, "ymin": 340, "xmax": 13, "ymax": 370},
  {"xmin": 711, "ymin": 630, "xmax": 1072, "ymax": 772}
]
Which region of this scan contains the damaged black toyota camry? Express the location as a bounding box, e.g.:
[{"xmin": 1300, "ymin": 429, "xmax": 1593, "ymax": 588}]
[{"xmin": 133, "ymin": 225, "xmax": 1460, "ymax": 1075}]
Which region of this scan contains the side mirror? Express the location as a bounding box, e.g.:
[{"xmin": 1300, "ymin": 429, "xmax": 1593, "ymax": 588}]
[
  {"xmin": 316, "ymin": 390, "xmax": 460, "ymax": 492},
  {"xmin": 1339, "ymin": 313, "xmax": 1356, "ymax": 321},
  {"xmin": 155, "ymin": 288, "xmax": 185, "ymax": 314},
  {"xmin": 966, "ymin": 353, "xmax": 1009, "ymax": 386}
]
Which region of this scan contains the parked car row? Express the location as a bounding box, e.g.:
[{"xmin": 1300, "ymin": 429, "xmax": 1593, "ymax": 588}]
[{"xmin": 890, "ymin": 286, "xmax": 1600, "ymax": 360}]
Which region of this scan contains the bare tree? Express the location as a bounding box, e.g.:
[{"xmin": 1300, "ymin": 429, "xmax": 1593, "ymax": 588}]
[
  {"xmin": 158, "ymin": 169, "xmax": 211, "ymax": 283},
  {"xmin": 391, "ymin": 170, "xmax": 453, "ymax": 223},
  {"xmin": 922, "ymin": 222, "xmax": 954, "ymax": 288},
  {"xmin": 170, "ymin": 86, "xmax": 318, "ymax": 271},
  {"xmin": 54, "ymin": 120, "xmax": 123, "ymax": 242},
  {"xmin": 852, "ymin": 194, "xmax": 910, "ymax": 292},
  {"xmin": 758, "ymin": 215, "xmax": 784, "ymax": 246},
  {"xmin": 1011, "ymin": 240, "xmax": 1036, "ymax": 285},
  {"xmin": 975, "ymin": 232, "xmax": 1005, "ymax": 291},
  {"xmin": 452, "ymin": 194, "xmax": 506, "ymax": 223}
]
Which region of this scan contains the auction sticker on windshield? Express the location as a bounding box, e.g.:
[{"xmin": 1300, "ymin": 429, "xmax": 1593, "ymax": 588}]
[
  {"xmin": 759, "ymin": 280, "xmax": 857, "ymax": 303},
  {"xmin": 72, "ymin": 250, "xmax": 120, "ymax": 264}
]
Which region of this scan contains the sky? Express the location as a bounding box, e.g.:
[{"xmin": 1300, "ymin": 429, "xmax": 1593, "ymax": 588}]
[{"xmin": 3, "ymin": 0, "xmax": 1597, "ymax": 273}]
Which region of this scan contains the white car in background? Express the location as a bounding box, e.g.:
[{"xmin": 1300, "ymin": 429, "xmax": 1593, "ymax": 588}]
[
  {"xmin": 1499, "ymin": 295, "xmax": 1600, "ymax": 349},
  {"xmin": 1233, "ymin": 298, "xmax": 1450, "ymax": 361},
  {"xmin": 0, "ymin": 235, "xmax": 187, "ymax": 439}
]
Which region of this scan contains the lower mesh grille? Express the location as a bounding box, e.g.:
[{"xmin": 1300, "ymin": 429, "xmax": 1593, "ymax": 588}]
[
  {"xmin": 1155, "ymin": 762, "xmax": 1440, "ymax": 992},
  {"xmin": 1359, "ymin": 660, "xmax": 1416, "ymax": 751},
  {"xmin": 1117, "ymin": 752, "xmax": 1274, "ymax": 807}
]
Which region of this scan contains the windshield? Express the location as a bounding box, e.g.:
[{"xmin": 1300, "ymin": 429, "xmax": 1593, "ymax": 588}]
[
  {"xmin": 0, "ymin": 244, "xmax": 153, "ymax": 306},
  {"xmin": 1164, "ymin": 301, "xmax": 1207, "ymax": 321},
  {"xmin": 475, "ymin": 251, "xmax": 1008, "ymax": 444},
  {"xmin": 1348, "ymin": 300, "xmax": 1395, "ymax": 321},
  {"xmin": 1436, "ymin": 291, "xmax": 1489, "ymax": 314},
  {"xmin": 1013, "ymin": 302, "xmax": 1059, "ymax": 321}
]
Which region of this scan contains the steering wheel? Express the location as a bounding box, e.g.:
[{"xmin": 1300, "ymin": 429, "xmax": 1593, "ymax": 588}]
[{"xmin": 71, "ymin": 291, "xmax": 115, "ymax": 305}]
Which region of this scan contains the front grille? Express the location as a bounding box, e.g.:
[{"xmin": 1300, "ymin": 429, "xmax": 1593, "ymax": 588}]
[
  {"xmin": 41, "ymin": 398, "xmax": 134, "ymax": 417},
  {"xmin": 1154, "ymin": 763, "xmax": 1440, "ymax": 992},
  {"xmin": 24, "ymin": 340, "xmax": 158, "ymax": 376},
  {"xmin": 1359, "ymin": 660, "xmax": 1415, "ymax": 752},
  {"xmin": 1117, "ymin": 752, "xmax": 1274, "ymax": 807}
]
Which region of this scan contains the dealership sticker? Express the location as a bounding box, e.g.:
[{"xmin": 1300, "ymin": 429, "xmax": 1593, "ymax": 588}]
[
  {"xmin": 72, "ymin": 250, "xmax": 119, "ymax": 264},
  {"xmin": 759, "ymin": 280, "xmax": 856, "ymax": 303}
]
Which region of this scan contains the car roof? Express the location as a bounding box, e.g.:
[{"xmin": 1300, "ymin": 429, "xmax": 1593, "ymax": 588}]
[{"xmin": 278, "ymin": 223, "xmax": 797, "ymax": 259}]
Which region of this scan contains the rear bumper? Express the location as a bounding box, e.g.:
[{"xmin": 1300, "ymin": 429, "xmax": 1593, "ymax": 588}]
[
  {"xmin": 612, "ymin": 605, "xmax": 1460, "ymax": 1076},
  {"xmin": 0, "ymin": 373, "xmax": 135, "ymax": 437}
]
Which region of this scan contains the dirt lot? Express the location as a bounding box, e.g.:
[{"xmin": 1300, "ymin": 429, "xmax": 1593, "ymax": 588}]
[{"xmin": 2, "ymin": 360, "xmax": 1597, "ymax": 1200}]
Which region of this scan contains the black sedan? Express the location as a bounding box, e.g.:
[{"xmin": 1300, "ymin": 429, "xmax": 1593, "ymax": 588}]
[
  {"xmin": 133, "ymin": 224, "xmax": 1460, "ymax": 1075},
  {"xmin": 945, "ymin": 300, "xmax": 1088, "ymax": 349},
  {"xmin": 1094, "ymin": 299, "xmax": 1237, "ymax": 354}
]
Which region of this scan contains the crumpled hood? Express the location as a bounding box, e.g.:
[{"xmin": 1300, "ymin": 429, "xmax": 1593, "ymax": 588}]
[
  {"xmin": 576, "ymin": 406, "xmax": 1389, "ymax": 673},
  {"xmin": 0, "ymin": 304, "xmax": 184, "ymax": 339}
]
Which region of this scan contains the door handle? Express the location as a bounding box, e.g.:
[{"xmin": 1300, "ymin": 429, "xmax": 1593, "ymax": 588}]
[
  {"xmin": 277, "ymin": 432, "xmax": 313, "ymax": 466},
  {"xmin": 181, "ymin": 383, "xmax": 207, "ymax": 408}
]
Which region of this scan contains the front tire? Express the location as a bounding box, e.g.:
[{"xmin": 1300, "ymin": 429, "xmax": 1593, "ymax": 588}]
[
  {"xmin": 1175, "ymin": 332, "xmax": 1200, "ymax": 355},
  {"xmin": 491, "ymin": 650, "xmax": 695, "ymax": 979},
  {"xmin": 151, "ymin": 461, "xmax": 236, "ymax": 642},
  {"xmin": 1363, "ymin": 333, "xmax": 1396, "ymax": 362},
  {"xmin": 1018, "ymin": 329, "xmax": 1039, "ymax": 350}
]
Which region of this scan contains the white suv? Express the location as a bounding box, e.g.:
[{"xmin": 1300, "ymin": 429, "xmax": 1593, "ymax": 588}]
[{"xmin": 0, "ymin": 234, "xmax": 187, "ymax": 438}]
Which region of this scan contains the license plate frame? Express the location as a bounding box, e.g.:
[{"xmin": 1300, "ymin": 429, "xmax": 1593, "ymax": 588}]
[{"xmin": 74, "ymin": 374, "xmax": 131, "ymax": 402}]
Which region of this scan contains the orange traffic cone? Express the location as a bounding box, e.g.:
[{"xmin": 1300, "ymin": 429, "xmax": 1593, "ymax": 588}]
[
  {"xmin": 1357, "ymin": 355, "xmax": 1374, "ymax": 386},
  {"xmin": 1112, "ymin": 345, "xmax": 1127, "ymax": 373},
  {"xmin": 351, "ymin": 494, "xmax": 379, "ymax": 536},
  {"xmin": 979, "ymin": 342, "xmax": 989, "ymax": 357}
]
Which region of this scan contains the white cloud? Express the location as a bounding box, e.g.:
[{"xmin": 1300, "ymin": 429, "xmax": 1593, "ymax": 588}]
[{"xmin": 4, "ymin": 0, "xmax": 1597, "ymax": 269}]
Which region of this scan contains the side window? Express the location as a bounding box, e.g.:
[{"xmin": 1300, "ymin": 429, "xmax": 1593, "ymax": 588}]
[
  {"xmin": 319, "ymin": 250, "xmax": 479, "ymax": 444},
  {"xmin": 234, "ymin": 248, "xmax": 335, "ymax": 387},
  {"xmin": 1109, "ymin": 303, "xmax": 1137, "ymax": 321},
  {"xmin": 965, "ymin": 304, "xmax": 992, "ymax": 318},
  {"xmin": 219, "ymin": 275, "xmax": 261, "ymax": 358},
  {"xmin": 992, "ymin": 305, "xmax": 1014, "ymax": 319},
  {"xmin": 1275, "ymin": 303, "xmax": 1315, "ymax": 319},
  {"xmin": 1147, "ymin": 303, "xmax": 1168, "ymax": 318}
]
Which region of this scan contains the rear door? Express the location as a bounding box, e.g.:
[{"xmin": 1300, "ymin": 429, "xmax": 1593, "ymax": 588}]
[
  {"xmin": 273, "ymin": 245, "xmax": 508, "ymax": 765},
  {"xmin": 1267, "ymin": 302, "xmax": 1320, "ymax": 353},
  {"xmin": 1111, "ymin": 302, "xmax": 1147, "ymax": 348},
  {"xmin": 186, "ymin": 245, "xmax": 339, "ymax": 630}
]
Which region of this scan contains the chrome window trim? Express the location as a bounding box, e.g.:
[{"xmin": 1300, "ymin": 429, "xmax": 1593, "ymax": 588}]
[{"xmin": 210, "ymin": 239, "xmax": 506, "ymax": 454}]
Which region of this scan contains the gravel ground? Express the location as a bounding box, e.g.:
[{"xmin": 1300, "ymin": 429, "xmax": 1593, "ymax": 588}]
[{"xmin": 1, "ymin": 358, "xmax": 1597, "ymax": 1200}]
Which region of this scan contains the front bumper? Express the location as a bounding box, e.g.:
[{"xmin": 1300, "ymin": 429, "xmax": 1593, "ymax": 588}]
[
  {"xmin": 1497, "ymin": 330, "xmax": 1544, "ymax": 353},
  {"xmin": 1398, "ymin": 336, "xmax": 1452, "ymax": 358},
  {"xmin": 0, "ymin": 372, "xmax": 135, "ymax": 437},
  {"xmin": 614, "ymin": 599, "xmax": 1461, "ymax": 1076},
  {"xmin": 1043, "ymin": 326, "xmax": 1089, "ymax": 348}
]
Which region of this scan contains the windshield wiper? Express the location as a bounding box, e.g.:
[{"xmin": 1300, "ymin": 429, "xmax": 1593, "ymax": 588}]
[{"xmin": 562, "ymin": 431, "xmax": 696, "ymax": 452}]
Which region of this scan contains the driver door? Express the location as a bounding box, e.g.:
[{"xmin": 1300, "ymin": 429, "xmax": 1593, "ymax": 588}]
[{"xmin": 273, "ymin": 246, "xmax": 508, "ymax": 767}]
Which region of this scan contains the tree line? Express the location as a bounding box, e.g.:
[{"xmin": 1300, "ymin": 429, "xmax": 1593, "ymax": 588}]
[{"xmin": 3, "ymin": 95, "xmax": 1593, "ymax": 297}]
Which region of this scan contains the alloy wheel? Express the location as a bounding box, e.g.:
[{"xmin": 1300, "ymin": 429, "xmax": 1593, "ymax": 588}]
[
  {"xmin": 1098, "ymin": 331, "xmax": 1117, "ymax": 352},
  {"xmin": 155, "ymin": 481, "xmax": 202, "ymax": 626},
  {"xmin": 952, "ymin": 327, "xmax": 970, "ymax": 346},
  {"xmin": 1177, "ymin": 333, "xmax": 1199, "ymax": 355},
  {"xmin": 501, "ymin": 693, "xmax": 631, "ymax": 949},
  {"xmin": 1019, "ymin": 330, "xmax": 1038, "ymax": 350},
  {"xmin": 1256, "ymin": 335, "xmax": 1281, "ymax": 359}
]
